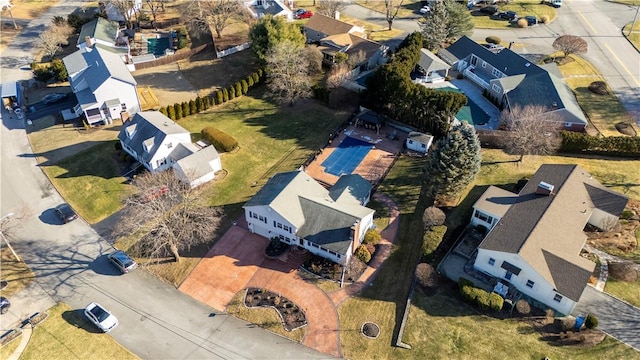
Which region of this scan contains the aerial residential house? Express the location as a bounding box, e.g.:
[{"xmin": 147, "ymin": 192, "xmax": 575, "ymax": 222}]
[
  {"xmin": 244, "ymin": 0, "xmax": 293, "ymax": 20},
  {"xmin": 243, "ymin": 170, "xmax": 375, "ymax": 265},
  {"xmin": 63, "ymin": 47, "xmax": 140, "ymax": 124},
  {"xmin": 438, "ymin": 36, "xmax": 588, "ymax": 131},
  {"xmin": 303, "ymin": 14, "xmax": 388, "ymax": 70},
  {"xmin": 471, "ymin": 164, "xmax": 628, "ymax": 315},
  {"xmin": 416, "ymin": 48, "xmax": 450, "ymax": 83},
  {"xmin": 405, "ymin": 131, "xmax": 434, "ymax": 154},
  {"xmin": 118, "ymin": 111, "xmax": 222, "ymax": 187},
  {"xmin": 76, "ymin": 17, "xmax": 130, "ymax": 62}
]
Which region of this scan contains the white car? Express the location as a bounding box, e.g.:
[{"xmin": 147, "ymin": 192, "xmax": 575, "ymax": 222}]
[
  {"xmin": 420, "ymin": 5, "xmax": 431, "ymax": 14},
  {"xmin": 84, "ymin": 302, "xmax": 119, "ymax": 332}
]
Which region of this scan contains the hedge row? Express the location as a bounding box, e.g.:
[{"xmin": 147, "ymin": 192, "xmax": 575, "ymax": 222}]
[
  {"xmin": 459, "ymin": 279, "xmax": 504, "ymax": 312},
  {"xmin": 422, "ymin": 225, "xmax": 447, "ymax": 262},
  {"xmin": 161, "ymin": 69, "xmax": 265, "ymax": 121},
  {"xmin": 560, "ymin": 131, "xmax": 640, "ymax": 157},
  {"xmin": 201, "ymin": 127, "xmax": 238, "ymax": 152}
]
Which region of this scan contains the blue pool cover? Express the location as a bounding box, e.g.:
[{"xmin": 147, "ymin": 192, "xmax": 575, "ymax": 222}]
[{"xmin": 322, "ymin": 137, "xmax": 373, "ymax": 176}]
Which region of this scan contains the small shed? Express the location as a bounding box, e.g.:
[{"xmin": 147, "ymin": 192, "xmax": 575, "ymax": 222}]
[
  {"xmin": 1, "ymin": 80, "xmax": 19, "ymax": 109},
  {"xmin": 354, "ymin": 108, "xmax": 385, "ymax": 133},
  {"xmin": 405, "ymin": 131, "xmax": 433, "ymax": 154}
]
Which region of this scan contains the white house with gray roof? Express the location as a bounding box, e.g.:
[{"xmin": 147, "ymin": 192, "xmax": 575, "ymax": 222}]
[
  {"xmin": 77, "ymin": 17, "xmax": 129, "ymax": 62},
  {"xmin": 118, "ymin": 111, "xmax": 222, "ymax": 187},
  {"xmin": 472, "ymin": 164, "xmax": 628, "ymax": 315},
  {"xmin": 405, "ymin": 131, "xmax": 433, "ymax": 154},
  {"xmin": 63, "ymin": 47, "xmax": 140, "ymax": 125},
  {"xmin": 243, "ymin": 171, "xmax": 375, "ymax": 265},
  {"xmin": 438, "ymin": 36, "xmax": 588, "ymax": 132}
]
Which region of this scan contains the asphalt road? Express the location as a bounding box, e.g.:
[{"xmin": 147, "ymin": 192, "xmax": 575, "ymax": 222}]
[
  {"xmin": 0, "ymin": 1, "xmax": 332, "ymax": 359},
  {"xmin": 344, "ymin": 0, "xmax": 640, "ymax": 123}
]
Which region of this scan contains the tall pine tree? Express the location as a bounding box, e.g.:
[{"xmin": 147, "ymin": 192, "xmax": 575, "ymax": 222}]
[{"xmin": 424, "ymin": 122, "xmax": 481, "ymax": 200}]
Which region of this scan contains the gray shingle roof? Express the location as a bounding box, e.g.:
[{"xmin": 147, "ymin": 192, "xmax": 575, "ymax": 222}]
[
  {"xmin": 478, "ymin": 164, "xmax": 628, "ymax": 301},
  {"xmin": 77, "ymin": 17, "xmax": 119, "ymax": 46},
  {"xmin": 407, "ymin": 131, "xmax": 433, "ymax": 145},
  {"xmin": 297, "ymin": 197, "xmax": 361, "ymax": 255},
  {"xmin": 473, "ymin": 185, "xmax": 516, "ymax": 218},
  {"xmin": 118, "ymin": 111, "xmax": 189, "ymax": 164},
  {"xmin": 305, "ymin": 14, "xmax": 354, "ymax": 37},
  {"xmin": 175, "ymin": 145, "xmax": 221, "ymax": 181},
  {"xmin": 329, "ymin": 174, "xmax": 372, "ymax": 205},
  {"xmin": 418, "ymin": 48, "xmax": 449, "ymax": 74}
]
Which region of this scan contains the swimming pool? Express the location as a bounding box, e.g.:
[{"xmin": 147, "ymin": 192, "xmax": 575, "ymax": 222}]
[
  {"xmin": 321, "ymin": 137, "xmax": 373, "ymax": 176},
  {"xmin": 436, "ymin": 87, "xmax": 490, "ymax": 126}
]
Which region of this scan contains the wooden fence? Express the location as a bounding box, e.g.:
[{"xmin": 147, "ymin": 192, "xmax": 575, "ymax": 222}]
[{"xmin": 133, "ymin": 43, "xmax": 211, "ymax": 70}]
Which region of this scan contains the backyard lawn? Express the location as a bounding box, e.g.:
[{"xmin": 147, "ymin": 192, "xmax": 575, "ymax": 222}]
[
  {"xmin": 1, "ymin": 303, "xmax": 139, "ymax": 360},
  {"xmin": 606, "ymin": 278, "xmax": 640, "ymax": 308}
]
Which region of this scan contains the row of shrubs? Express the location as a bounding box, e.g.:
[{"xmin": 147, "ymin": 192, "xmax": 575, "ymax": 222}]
[
  {"xmin": 201, "ymin": 127, "xmax": 238, "ymax": 152},
  {"xmin": 459, "ymin": 278, "xmax": 504, "ymax": 312},
  {"xmin": 422, "ymin": 225, "xmax": 447, "ymax": 262},
  {"xmin": 355, "ymin": 229, "xmax": 382, "ymax": 263},
  {"xmin": 159, "ymin": 69, "xmax": 265, "ymax": 122},
  {"xmin": 560, "ymin": 131, "xmax": 640, "ymax": 157}
]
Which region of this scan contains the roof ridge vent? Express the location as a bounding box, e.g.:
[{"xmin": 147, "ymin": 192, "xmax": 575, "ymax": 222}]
[{"xmin": 536, "ymin": 181, "xmax": 554, "ymax": 196}]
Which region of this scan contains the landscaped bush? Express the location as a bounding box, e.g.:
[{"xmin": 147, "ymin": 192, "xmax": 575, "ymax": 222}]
[
  {"xmin": 50, "ymin": 59, "xmax": 68, "ymax": 82},
  {"xmin": 174, "ymin": 103, "xmax": 182, "ymax": 120},
  {"xmin": 215, "ymin": 90, "xmax": 223, "ymax": 104},
  {"xmin": 159, "ymin": 107, "xmax": 168, "ymax": 116},
  {"xmin": 486, "ymin": 36, "xmax": 501, "ymax": 44},
  {"xmin": 241, "ymin": 79, "xmax": 249, "ymax": 94},
  {"xmin": 620, "ymin": 210, "xmax": 634, "ymax": 220},
  {"xmin": 182, "ymin": 102, "xmax": 190, "ymax": 116},
  {"xmin": 355, "ymin": 244, "xmax": 371, "ymax": 263},
  {"xmin": 585, "ymin": 314, "xmax": 598, "ymax": 329},
  {"xmin": 517, "ymin": 19, "xmax": 528, "ymax": 28},
  {"xmin": 422, "ymin": 206, "xmax": 446, "ymax": 229},
  {"xmin": 422, "ymin": 225, "xmax": 447, "ymax": 261},
  {"xmin": 189, "ymin": 99, "xmax": 197, "ymax": 114},
  {"xmin": 516, "ymin": 299, "xmax": 531, "ymax": 315},
  {"xmin": 201, "ymin": 126, "xmax": 238, "ymax": 152},
  {"xmin": 235, "ymin": 82, "xmax": 243, "ymax": 96},
  {"xmin": 415, "ymin": 263, "xmax": 438, "ymax": 291},
  {"xmin": 167, "ymin": 105, "xmax": 176, "ymax": 120},
  {"xmin": 363, "ymin": 229, "xmax": 381, "ymax": 245},
  {"xmin": 229, "ymin": 86, "xmax": 236, "ymax": 100},
  {"xmin": 223, "ymin": 88, "xmax": 229, "ymax": 102},
  {"xmin": 539, "ymin": 15, "xmax": 550, "ymax": 24},
  {"xmin": 203, "ymin": 96, "xmax": 210, "ymax": 109},
  {"xmin": 560, "ymin": 131, "xmax": 640, "ymax": 156},
  {"xmin": 588, "ymin": 81, "xmax": 608, "ymax": 95},
  {"xmin": 195, "ymin": 97, "xmax": 203, "ymax": 112},
  {"xmin": 488, "ymin": 292, "xmax": 504, "ymax": 312},
  {"xmin": 247, "ymin": 76, "xmax": 254, "ymax": 87},
  {"xmin": 32, "ymin": 64, "xmax": 54, "ymax": 83}
]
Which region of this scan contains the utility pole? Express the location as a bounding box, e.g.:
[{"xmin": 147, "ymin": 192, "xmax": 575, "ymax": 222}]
[{"xmin": 0, "ymin": 213, "xmax": 21, "ymax": 262}]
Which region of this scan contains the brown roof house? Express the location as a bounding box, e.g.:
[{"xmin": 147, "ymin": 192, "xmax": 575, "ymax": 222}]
[
  {"xmin": 303, "ymin": 14, "xmax": 388, "ymax": 71},
  {"xmin": 471, "ymin": 164, "xmax": 628, "ymax": 315}
]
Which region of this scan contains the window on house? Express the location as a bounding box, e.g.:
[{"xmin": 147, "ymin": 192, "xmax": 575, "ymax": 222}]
[
  {"xmin": 258, "ymin": 215, "xmax": 264, "ymax": 222},
  {"xmin": 279, "ymin": 235, "xmax": 284, "ymax": 240},
  {"xmin": 277, "ymin": 223, "xmax": 282, "ymax": 229},
  {"xmin": 564, "ymin": 122, "xmax": 572, "ymax": 127},
  {"xmin": 505, "ymin": 272, "xmax": 513, "ymax": 280},
  {"xmin": 488, "ymin": 258, "xmax": 495, "ymax": 266},
  {"xmin": 421, "ymin": 143, "xmax": 426, "ymax": 148},
  {"xmin": 492, "ymin": 84, "xmax": 501, "ymax": 93},
  {"xmin": 474, "ymin": 210, "xmax": 493, "ymax": 224},
  {"xmin": 263, "ymin": 217, "xmax": 267, "ymax": 224},
  {"xmin": 283, "ymin": 225, "xmax": 289, "ymax": 232},
  {"xmin": 408, "ymin": 140, "xmax": 413, "ymax": 144},
  {"xmin": 166, "ymin": 142, "xmax": 173, "ymax": 149},
  {"xmin": 471, "ymin": 55, "xmax": 478, "ymax": 66},
  {"xmin": 156, "ymin": 158, "xmax": 166, "ymax": 167},
  {"xmin": 526, "ymin": 280, "xmax": 535, "ymax": 288},
  {"xmin": 492, "ymin": 68, "xmax": 501, "ymax": 77},
  {"xmin": 553, "ymin": 294, "xmax": 563, "ymax": 302},
  {"xmin": 482, "ymin": 61, "xmax": 486, "ymax": 68},
  {"xmin": 121, "ymin": 103, "xmax": 126, "ymax": 111},
  {"xmin": 273, "ymin": 221, "xmax": 276, "ymax": 227},
  {"xmin": 252, "ymin": 213, "xmax": 258, "ymax": 219}
]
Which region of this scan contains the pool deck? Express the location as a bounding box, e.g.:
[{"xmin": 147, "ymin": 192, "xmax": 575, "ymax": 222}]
[{"xmin": 422, "ymin": 79, "xmax": 501, "ymax": 130}]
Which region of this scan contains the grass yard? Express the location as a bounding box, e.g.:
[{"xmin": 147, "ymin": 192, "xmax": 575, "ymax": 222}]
[
  {"xmin": 612, "ymin": 0, "xmax": 640, "ymax": 4},
  {"xmin": 623, "ymin": 20, "xmax": 640, "ymax": 50},
  {"xmin": 41, "ymin": 141, "xmax": 132, "ymax": 224},
  {"xmin": 606, "ymin": 278, "xmax": 640, "ymax": 308},
  {"xmin": 0, "ymin": 0, "xmax": 54, "ymax": 53},
  {"xmin": 0, "ymin": 247, "xmax": 35, "ymax": 297},
  {"xmin": 15, "ymin": 303, "xmax": 139, "ymax": 360},
  {"xmin": 225, "ymin": 291, "xmax": 307, "ymax": 343},
  {"xmin": 355, "ymin": 0, "xmax": 423, "ymax": 19},
  {"xmin": 471, "ymin": 1, "xmax": 557, "ymax": 28},
  {"xmin": 340, "ymin": 16, "xmax": 405, "ymax": 42},
  {"xmin": 557, "ymin": 54, "xmax": 639, "ymax": 137}
]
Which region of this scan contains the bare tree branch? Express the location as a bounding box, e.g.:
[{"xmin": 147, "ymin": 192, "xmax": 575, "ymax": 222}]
[
  {"xmin": 552, "ymin": 35, "xmax": 588, "ymax": 58},
  {"xmin": 500, "ymin": 105, "xmax": 561, "ymax": 161},
  {"xmin": 181, "ymin": 0, "xmax": 242, "ymax": 39},
  {"xmin": 316, "ymin": 0, "xmax": 346, "ymax": 18},
  {"xmin": 265, "ymin": 41, "xmax": 312, "ymax": 105},
  {"xmin": 384, "ymin": 0, "xmax": 404, "ymax": 30}
]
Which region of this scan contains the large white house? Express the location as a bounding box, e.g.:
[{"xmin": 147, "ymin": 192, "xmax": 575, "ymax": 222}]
[
  {"xmin": 243, "ymin": 171, "xmax": 375, "ymax": 265},
  {"xmin": 118, "ymin": 111, "xmax": 222, "ymax": 187},
  {"xmin": 63, "ymin": 47, "xmax": 140, "ymax": 124},
  {"xmin": 471, "ymin": 164, "xmax": 628, "ymax": 315}
]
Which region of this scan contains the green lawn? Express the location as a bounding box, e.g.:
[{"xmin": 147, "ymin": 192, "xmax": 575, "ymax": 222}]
[
  {"xmin": 42, "ymin": 141, "xmax": 133, "ymax": 223},
  {"xmin": 557, "ymin": 54, "xmax": 639, "ymax": 137},
  {"xmin": 8, "ymin": 303, "xmax": 138, "ymax": 360},
  {"xmin": 606, "ymin": 278, "xmax": 640, "ymax": 308},
  {"xmin": 355, "ymin": 0, "xmax": 423, "ymax": 19},
  {"xmin": 472, "ymin": 1, "xmax": 557, "ymax": 29}
]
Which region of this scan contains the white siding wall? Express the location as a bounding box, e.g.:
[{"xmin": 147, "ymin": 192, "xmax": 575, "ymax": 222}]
[
  {"xmin": 588, "ymin": 208, "xmax": 618, "ymax": 231},
  {"xmin": 406, "ymin": 140, "xmax": 428, "ymax": 153},
  {"xmin": 94, "ymin": 79, "xmax": 140, "ymax": 115},
  {"xmin": 245, "ymin": 206, "xmax": 296, "ymax": 243},
  {"xmin": 475, "ymin": 249, "xmax": 577, "ymax": 315},
  {"xmin": 470, "ymin": 208, "xmax": 500, "ymax": 230}
]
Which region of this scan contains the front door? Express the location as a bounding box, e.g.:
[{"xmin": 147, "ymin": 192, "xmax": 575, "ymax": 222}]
[{"xmin": 299, "ymin": 238, "xmax": 304, "ymax": 246}]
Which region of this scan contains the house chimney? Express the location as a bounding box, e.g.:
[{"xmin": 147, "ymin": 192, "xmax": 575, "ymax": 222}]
[
  {"xmin": 536, "ymin": 181, "xmax": 554, "ymax": 196},
  {"xmin": 85, "ymin": 36, "xmax": 93, "ymax": 48},
  {"xmin": 551, "ymin": 102, "xmax": 558, "ymax": 110},
  {"xmin": 350, "ymin": 221, "xmax": 360, "ymax": 255},
  {"xmin": 334, "ymin": 11, "xmax": 340, "ymax": 20}
]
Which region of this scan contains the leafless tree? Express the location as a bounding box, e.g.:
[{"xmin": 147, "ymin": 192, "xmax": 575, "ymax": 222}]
[
  {"xmin": 500, "ymin": 104, "xmax": 561, "ymax": 162},
  {"xmin": 109, "ymin": 0, "xmax": 138, "ymax": 27},
  {"xmin": 181, "ymin": 0, "xmax": 242, "ymax": 40},
  {"xmin": 552, "ymin": 35, "xmax": 588, "ymax": 58},
  {"xmin": 384, "ymin": 0, "xmax": 404, "ymax": 30},
  {"xmin": 36, "ymin": 22, "xmax": 73, "ymax": 59},
  {"xmin": 316, "ymin": 0, "xmax": 346, "ymax": 18},
  {"xmin": 144, "ymin": 0, "xmax": 167, "ymax": 27},
  {"xmin": 0, "ymin": 0, "xmax": 17, "ymax": 30},
  {"xmin": 304, "ymin": 46, "xmax": 323, "ymax": 74},
  {"xmin": 347, "ymin": 49, "xmax": 366, "ymax": 68},
  {"xmin": 422, "ymin": 206, "xmax": 445, "ymax": 230},
  {"xmin": 265, "ymin": 41, "xmax": 312, "ymax": 105},
  {"xmin": 114, "ymin": 171, "xmax": 222, "ymax": 264},
  {"xmin": 326, "ymin": 63, "xmax": 351, "ymax": 89}
]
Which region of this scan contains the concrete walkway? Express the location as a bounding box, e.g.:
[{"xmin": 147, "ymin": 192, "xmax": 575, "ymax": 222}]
[
  {"xmin": 582, "ymin": 244, "xmax": 640, "ymax": 292},
  {"xmin": 7, "ymin": 325, "xmax": 32, "ymax": 360}
]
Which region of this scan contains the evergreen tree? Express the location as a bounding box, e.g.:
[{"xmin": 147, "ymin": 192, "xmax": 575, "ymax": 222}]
[
  {"xmin": 159, "ymin": 107, "xmax": 168, "ymax": 116},
  {"xmin": 222, "ymin": 88, "xmax": 229, "ymax": 102},
  {"xmin": 247, "ymin": 76, "xmax": 255, "ymax": 87},
  {"xmin": 216, "ymin": 90, "xmax": 224, "ymax": 104},
  {"xmin": 175, "ymin": 103, "xmax": 183, "ymax": 120},
  {"xmin": 249, "ymin": 15, "xmax": 305, "ymax": 64},
  {"xmin": 419, "ymin": 0, "xmax": 473, "ymax": 50},
  {"xmin": 195, "ymin": 97, "xmax": 203, "ymax": 112},
  {"xmin": 182, "ymin": 101, "xmax": 190, "ymax": 116},
  {"xmin": 229, "ymin": 86, "xmax": 236, "ymax": 99},
  {"xmin": 424, "ymin": 122, "xmax": 481, "ymax": 199},
  {"xmin": 203, "ymin": 96, "xmax": 210, "ymax": 109},
  {"xmin": 235, "ymin": 82, "xmax": 243, "ymax": 96},
  {"xmin": 189, "ymin": 99, "xmax": 197, "ymax": 114},
  {"xmin": 167, "ymin": 105, "xmax": 176, "ymax": 120},
  {"xmin": 241, "ymin": 79, "xmax": 249, "ymax": 94}
]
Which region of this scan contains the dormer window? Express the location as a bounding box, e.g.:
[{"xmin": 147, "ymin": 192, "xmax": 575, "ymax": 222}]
[
  {"xmin": 166, "ymin": 142, "xmax": 173, "ymax": 149},
  {"xmin": 125, "ymin": 124, "xmax": 137, "ymax": 138},
  {"xmin": 143, "ymin": 138, "xmax": 154, "ymax": 153}
]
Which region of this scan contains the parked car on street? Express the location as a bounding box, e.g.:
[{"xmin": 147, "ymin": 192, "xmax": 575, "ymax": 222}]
[
  {"xmin": 0, "ymin": 297, "xmax": 10, "ymax": 314},
  {"xmin": 42, "ymin": 93, "xmax": 68, "ymax": 104},
  {"xmin": 84, "ymin": 302, "xmax": 118, "ymax": 332},
  {"xmin": 294, "ymin": 9, "xmax": 313, "ymax": 19},
  {"xmin": 525, "ymin": 15, "xmax": 538, "ymax": 26},
  {"xmin": 108, "ymin": 250, "xmax": 138, "ymax": 274},
  {"xmin": 55, "ymin": 203, "xmax": 78, "ymax": 223},
  {"xmin": 479, "ymin": 5, "xmax": 498, "ymax": 15},
  {"xmin": 498, "ymin": 10, "xmax": 518, "ymax": 20},
  {"xmin": 420, "ymin": 5, "xmax": 431, "ymax": 14}
]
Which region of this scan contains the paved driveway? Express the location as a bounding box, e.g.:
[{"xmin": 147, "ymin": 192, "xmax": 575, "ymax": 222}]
[{"xmin": 573, "ymin": 286, "xmax": 640, "ymax": 351}]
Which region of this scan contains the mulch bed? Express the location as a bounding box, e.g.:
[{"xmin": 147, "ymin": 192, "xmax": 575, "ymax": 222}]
[
  {"xmin": 244, "ymin": 288, "xmax": 307, "ymax": 331},
  {"xmin": 361, "ymin": 322, "xmax": 380, "ymax": 339},
  {"xmin": 302, "ymin": 254, "xmax": 368, "ymax": 283}
]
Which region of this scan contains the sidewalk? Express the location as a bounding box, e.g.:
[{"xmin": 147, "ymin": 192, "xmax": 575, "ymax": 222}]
[{"xmin": 583, "ymin": 244, "xmax": 640, "ymax": 292}]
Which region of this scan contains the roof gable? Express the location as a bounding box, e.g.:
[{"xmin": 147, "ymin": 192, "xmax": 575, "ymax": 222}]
[
  {"xmin": 418, "ymin": 49, "xmax": 449, "ymax": 73},
  {"xmin": 118, "ymin": 111, "xmax": 190, "ymax": 162},
  {"xmin": 78, "ymin": 17, "xmax": 119, "ymax": 45},
  {"xmin": 329, "ymin": 174, "xmax": 371, "ymax": 205},
  {"xmin": 305, "ymin": 14, "xmax": 354, "ymax": 36}
]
